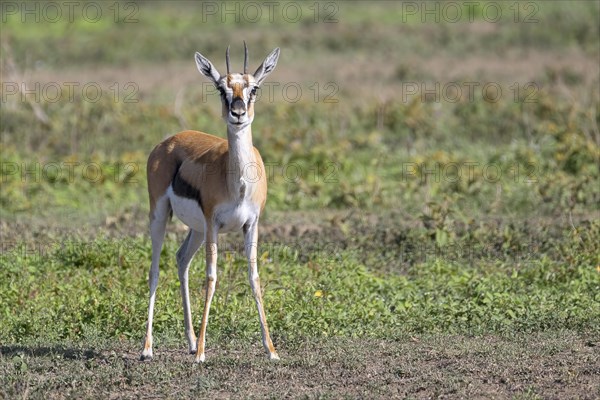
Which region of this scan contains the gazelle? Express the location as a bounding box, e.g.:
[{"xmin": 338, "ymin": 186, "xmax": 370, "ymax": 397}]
[{"xmin": 141, "ymin": 43, "xmax": 281, "ymax": 363}]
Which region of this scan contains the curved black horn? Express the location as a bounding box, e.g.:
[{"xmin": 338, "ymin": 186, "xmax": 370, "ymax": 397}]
[
  {"xmin": 243, "ymin": 41, "xmax": 248, "ymax": 74},
  {"xmin": 226, "ymin": 45, "xmax": 231, "ymax": 75}
]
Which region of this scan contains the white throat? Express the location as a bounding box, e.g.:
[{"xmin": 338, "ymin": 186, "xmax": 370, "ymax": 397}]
[{"xmin": 227, "ymin": 123, "xmax": 255, "ymax": 200}]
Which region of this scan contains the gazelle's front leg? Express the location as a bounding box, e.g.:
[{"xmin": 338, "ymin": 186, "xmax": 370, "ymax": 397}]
[
  {"xmin": 244, "ymin": 220, "xmax": 279, "ymax": 360},
  {"xmin": 195, "ymin": 225, "xmax": 218, "ymax": 363}
]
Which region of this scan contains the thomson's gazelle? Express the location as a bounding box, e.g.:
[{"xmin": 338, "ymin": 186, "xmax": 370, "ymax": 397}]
[{"xmin": 141, "ymin": 43, "xmax": 280, "ymax": 363}]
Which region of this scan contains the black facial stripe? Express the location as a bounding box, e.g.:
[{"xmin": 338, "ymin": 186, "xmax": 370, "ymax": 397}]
[{"xmin": 218, "ymin": 88, "xmax": 229, "ymax": 107}]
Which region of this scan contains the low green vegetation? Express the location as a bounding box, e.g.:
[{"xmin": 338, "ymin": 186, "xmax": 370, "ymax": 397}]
[{"xmin": 1, "ymin": 221, "xmax": 599, "ymax": 345}]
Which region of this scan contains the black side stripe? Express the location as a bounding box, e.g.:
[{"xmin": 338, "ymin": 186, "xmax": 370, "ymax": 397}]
[{"xmin": 172, "ymin": 172, "xmax": 204, "ymax": 212}]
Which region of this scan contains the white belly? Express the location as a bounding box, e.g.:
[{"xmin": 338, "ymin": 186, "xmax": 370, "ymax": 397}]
[
  {"xmin": 167, "ymin": 186, "xmax": 258, "ymax": 233},
  {"xmin": 167, "ymin": 186, "xmax": 206, "ymax": 232}
]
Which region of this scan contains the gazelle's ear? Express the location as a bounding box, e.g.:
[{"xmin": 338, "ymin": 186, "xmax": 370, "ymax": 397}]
[
  {"xmin": 253, "ymin": 48, "xmax": 280, "ymax": 86},
  {"xmin": 195, "ymin": 52, "xmax": 221, "ymax": 84}
]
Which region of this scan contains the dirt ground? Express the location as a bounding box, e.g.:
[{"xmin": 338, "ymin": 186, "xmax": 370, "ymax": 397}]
[{"xmin": 2, "ymin": 332, "xmax": 598, "ymax": 399}]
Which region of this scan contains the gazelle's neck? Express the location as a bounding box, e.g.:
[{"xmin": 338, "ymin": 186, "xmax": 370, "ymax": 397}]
[{"xmin": 226, "ymin": 123, "xmax": 255, "ymax": 199}]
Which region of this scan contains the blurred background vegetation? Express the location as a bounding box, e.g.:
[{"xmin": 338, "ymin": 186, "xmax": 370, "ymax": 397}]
[{"xmin": 2, "ymin": 0, "xmax": 598, "ymax": 223}]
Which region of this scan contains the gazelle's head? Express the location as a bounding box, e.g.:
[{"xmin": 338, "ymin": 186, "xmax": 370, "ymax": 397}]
[{"xmin": 195, "ymin": 43, "xmax": 280, "ymax": 129}]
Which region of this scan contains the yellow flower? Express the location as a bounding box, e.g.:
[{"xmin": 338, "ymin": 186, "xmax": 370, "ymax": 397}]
[{"xmin": 314, "ymin": 290, "xmax": 323, "ymax": 298}]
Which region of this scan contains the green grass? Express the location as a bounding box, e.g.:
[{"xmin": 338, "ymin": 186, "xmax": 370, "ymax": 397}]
[{"xmin": 1, "ymin": 218, "xmax": 598, "ymax": 345}]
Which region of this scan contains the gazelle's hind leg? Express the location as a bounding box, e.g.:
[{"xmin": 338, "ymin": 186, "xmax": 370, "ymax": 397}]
[
  {"xmin": 141, "ymin": 195, "xmax": 170, "ymax": 361},
  {"xmin": 195, "ymin": 226, "xmax": 218, "ymax": 363},
  {"xmin": 176, "ymin": 229, "xmax": 204, "ymax": 354}
]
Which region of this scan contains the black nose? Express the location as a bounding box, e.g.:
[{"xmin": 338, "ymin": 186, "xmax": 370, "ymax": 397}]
[{"xmin": 230, "ymin": 98, "xmax": 246, "ymax": 118}]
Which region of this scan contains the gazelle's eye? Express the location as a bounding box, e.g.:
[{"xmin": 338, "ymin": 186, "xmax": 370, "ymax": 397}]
[{"xmin": 250, "ymin": 87, "xmax": 258, "ymax": 96}]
